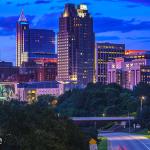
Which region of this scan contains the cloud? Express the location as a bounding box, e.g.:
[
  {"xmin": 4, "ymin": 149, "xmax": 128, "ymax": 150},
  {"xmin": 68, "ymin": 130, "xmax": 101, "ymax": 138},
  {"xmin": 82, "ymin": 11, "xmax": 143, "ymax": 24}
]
[
  {"xmin": 94, "ymin": 13, "xmax": 102, "ymax": 16},
  {"xmin": 119, "ymin": 0, "xmax": 150, "ymax": 6},
  {"xmin": 34, "ymin": 0, "xmax": 51, "ymax": 4},
  {"xmin": 6, "ymin": 1, "xmax": 12, "ymax": 5},
  {"xmin": 102, "ymin": 0, "xmax": 150, "ymax": 6},
  {"xmin": 56, "ymin": 0, "xmax": 69, "ymax": 2},
  {"xmin": 94, "ymin": 17, "xmax": 150, "ymax": 33},
  {"xmin": 16, "ymin": 2, "xmax": 30, "ymax": 7},
  {"xmin": 96, "ymin": 35, "xmax": 120, "ymax": 41},
  {"xmin": 126, "ymin": 37, "xmax": 150, "ymax": 40},
  {"xmin": 49, "ymin": 6, "xmax": 64, "ymax": 11},
  {"xmin": 0, "ymin": 16, "xmax": 35, "ymax": 36},
  {"xmin": 126, "ymin": 4, "xmax": 139, "ymax": 8},
  {"xmin": 34, "ymin": 13, "xmax": 60, "ymax": 31}
]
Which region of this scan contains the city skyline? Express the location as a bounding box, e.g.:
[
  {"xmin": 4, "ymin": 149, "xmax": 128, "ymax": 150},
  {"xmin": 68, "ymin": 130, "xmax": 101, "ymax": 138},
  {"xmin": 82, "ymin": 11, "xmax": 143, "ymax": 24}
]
[{"xmin": 1, "ymin": 0, "xmax": 150, "ymax": 63}]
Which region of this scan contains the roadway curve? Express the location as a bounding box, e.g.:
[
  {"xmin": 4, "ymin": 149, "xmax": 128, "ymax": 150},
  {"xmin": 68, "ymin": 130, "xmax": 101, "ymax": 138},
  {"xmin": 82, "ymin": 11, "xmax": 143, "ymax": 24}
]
[{"xmin": 99, "ymin": 132, "xmax": 150, "ymax": 150}]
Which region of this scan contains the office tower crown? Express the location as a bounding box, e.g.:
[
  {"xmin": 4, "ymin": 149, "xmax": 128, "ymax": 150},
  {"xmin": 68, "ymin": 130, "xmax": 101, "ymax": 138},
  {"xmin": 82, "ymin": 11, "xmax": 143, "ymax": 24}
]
[
  {"xmin": 77, "ymin": 4, "xmax": 89, "ymax": 18},
  {"xmin": 18, "ymin": 9, "xmax": 27, "ymax": 22},
  {"xmin": 63, "ymin": 3, "xmax": 89, "ymax": 18},
  {"xmin": 63, "ymin": 3, "xmax": 77, "ymax": 17}
]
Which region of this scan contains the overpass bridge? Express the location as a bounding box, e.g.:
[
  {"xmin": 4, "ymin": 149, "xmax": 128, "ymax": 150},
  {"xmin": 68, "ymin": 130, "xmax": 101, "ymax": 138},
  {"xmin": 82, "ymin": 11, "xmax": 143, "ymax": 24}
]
[
  {"xmin": 71, "ymin": 117, "xmax": 135, "ymax": 128},
  {"xmin": 71, "ymin": 117, "xmax": 134, "ymax": 121}
]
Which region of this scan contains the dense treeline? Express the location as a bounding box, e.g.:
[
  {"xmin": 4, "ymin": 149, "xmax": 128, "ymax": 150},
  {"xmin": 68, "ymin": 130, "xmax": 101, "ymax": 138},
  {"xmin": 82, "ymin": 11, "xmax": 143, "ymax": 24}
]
[
  {"xmin": 57, "ymin": 82, "xmax": 150, "ymax": 128},
  {"xmin": 0, "ymin": 101, "xmax": 88, "ymax": 150},
  {"xmin": 134, "ymin": 83, "xmax": 150, "ymax": 128},
  {"xmin": 57, "ymin": 83, "xmax": 138, "ymax": 117},
  {"xmin": 0, "ymin": 82, "xmax": 150, "ymax": 149}
]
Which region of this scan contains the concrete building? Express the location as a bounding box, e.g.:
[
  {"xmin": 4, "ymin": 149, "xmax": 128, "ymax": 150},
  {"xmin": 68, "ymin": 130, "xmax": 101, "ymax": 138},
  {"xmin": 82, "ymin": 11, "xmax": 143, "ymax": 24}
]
[
  {"xmin": 17, "ymin": 81, "xmax": 64, "ymax": 103},
  {"xmin": 96, "ymin": 43, "xmax": 125, "ymax": 84},
  {"xmin": 18, "ymin": 60, "xmax": 57, "ymax": 82},
  {"xmin": 107, "ymin": 57, "xmax": 150, "ymax": 89},
  {"xmin": 0, "ymin": 61, "xmax": 19, "ymax": 82}
]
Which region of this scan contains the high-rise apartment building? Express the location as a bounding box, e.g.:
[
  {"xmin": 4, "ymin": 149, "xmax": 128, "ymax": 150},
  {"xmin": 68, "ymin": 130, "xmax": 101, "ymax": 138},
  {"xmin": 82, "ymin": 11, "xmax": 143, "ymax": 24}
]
[
  {"xmin": 57, "ymin": 4, "xmax": 95, "ymax": 86},
  {"xmin": 96, "ymin": 43, "xmax": 125, "ymax": 84},
  {"xmin": 16, "ymin": 10, "xmax": 55, "ymax": 66}
]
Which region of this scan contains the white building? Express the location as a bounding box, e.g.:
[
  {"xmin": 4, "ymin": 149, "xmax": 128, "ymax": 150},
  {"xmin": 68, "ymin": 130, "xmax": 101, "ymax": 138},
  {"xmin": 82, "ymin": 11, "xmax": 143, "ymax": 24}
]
[
  {"xmin": 107, "ymin": 58, "xmax": 150, "ymax": 89},
  {"xmin": 17, "ymin": 81, "xmax": 64, "ymax": 103}
]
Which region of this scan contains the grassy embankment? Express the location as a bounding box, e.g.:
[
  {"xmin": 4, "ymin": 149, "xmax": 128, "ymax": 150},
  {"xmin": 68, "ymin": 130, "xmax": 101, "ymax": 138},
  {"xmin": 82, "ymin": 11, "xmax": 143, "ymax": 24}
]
[
  {"xmin": 98, "ymin": 136, "xmax": 107, "ymax": 150},
  {"xmin": 135, "ymin": 129, "xmax": 150, "ymax": 139}
]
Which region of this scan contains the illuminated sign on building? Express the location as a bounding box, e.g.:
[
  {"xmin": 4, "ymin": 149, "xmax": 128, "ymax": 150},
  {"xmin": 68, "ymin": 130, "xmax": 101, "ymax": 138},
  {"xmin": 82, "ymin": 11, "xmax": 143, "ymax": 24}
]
[
  {"xmin": 0, "ymin": 83, "xmax": 17, "ymax": 101},
  {"xmin": 78, "ymin": 5, "xmax": 88, "ymax": 18},
  {"xmin": 80, "ymin": 4, "xmax": 88, "ymax": 10}
]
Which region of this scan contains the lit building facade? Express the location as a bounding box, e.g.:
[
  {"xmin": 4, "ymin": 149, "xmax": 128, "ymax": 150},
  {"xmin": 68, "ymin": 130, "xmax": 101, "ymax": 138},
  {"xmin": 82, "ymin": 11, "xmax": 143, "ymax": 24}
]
[
  {"xmin": 0, "ymin": 61, "xmax": 19, "ymax": 82},
  {"xmin": 16, "ymin": 10, "xmax": 29, "ymax": 67},
  {"xmin": 96, "ymin": 43, "xmax": 125, "ymax": 84},
  {"xmin": 0, "ymin": 82, "xmax": 18, "ymax": 101},
  {"xmin": 107, "ymin": 58, "xmax": 150, "ymax": 89},
  {"xmin": 19, "ymin": 58, "xmax": 57, "ymax": 82},
  {"xmin": 57, "ymin": 4, "xmax": 95, "ymax": 86},
  {"xmin": 16, "ymin": 10, "xmax": 55, "ymax": 66},
  {"xmin": 17, "ymin": 81, "xmax": 64, "ymax": 103},
  {"xmin": 141, "ymin": 66, "xmax": 150, "ymax": 84},
  {"xmin": 29, "ymin": 29, "xmax": 55, "ymax": 54}
]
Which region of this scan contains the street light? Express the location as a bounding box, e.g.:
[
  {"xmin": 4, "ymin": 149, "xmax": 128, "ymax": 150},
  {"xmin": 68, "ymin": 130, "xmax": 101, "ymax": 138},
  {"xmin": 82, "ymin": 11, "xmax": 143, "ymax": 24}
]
[
  {"xmin": 128, "ymin": 112, "xmax": 131, "ymax": 133},
  {"xmin": 140, "ymin": 96, "xmax": 145, "ymax": 112},
  {"xmin": 102, "ymin": 113, "xmax": 105, "ymax": 117}
]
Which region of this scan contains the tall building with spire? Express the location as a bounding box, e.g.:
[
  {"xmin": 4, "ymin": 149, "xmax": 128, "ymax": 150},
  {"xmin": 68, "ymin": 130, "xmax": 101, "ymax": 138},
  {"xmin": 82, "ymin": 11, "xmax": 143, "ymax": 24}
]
[
  {"xmin": 16, "ymin": 10, "xmax": 56, "ymax": 67},
  {"xmin": 16, "ymin": 10, "xmax": 29, "ymax": 67},
  {"xmin": 57, "ymin": 4, "xmax": 95, "ymax": 86}
]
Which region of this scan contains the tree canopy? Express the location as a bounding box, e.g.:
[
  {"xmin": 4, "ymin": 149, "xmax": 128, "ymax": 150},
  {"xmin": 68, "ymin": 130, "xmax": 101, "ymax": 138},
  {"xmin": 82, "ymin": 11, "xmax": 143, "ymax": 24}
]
[
  {"xmin": 0, "ymin": 101, "xmax": 88, "ymax": 150},
  {"xmin": 57, "ymin": 83, "xmax": 138, "ymax": 117}
]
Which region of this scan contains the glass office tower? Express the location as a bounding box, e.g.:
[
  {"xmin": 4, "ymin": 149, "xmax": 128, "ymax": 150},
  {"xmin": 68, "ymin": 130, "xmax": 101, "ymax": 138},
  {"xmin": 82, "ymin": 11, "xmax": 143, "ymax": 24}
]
[{"xmin": 57, "ymin": 4, "xmax": 95, "ymax": 86}]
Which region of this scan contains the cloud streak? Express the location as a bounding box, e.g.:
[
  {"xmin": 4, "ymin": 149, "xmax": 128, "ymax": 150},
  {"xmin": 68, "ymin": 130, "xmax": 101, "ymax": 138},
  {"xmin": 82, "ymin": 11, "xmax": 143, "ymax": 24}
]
[
  {"xmin": 123, "ymin": 0, "xmax": 150, "ymax": 6},
  {"xmin": 0, "ymin": 16, "xmax": 35, "ymax": 36},
  {"xmin": 16, "ymin": 2, "xmax": 30, "ymax": 7},
  {"xmin": 94, "ymin": 17, "xmax": 150, "ymax": 33},
  {"xmin": 34, "ymin": 0, "xmax": 51, "ymax": 4}
]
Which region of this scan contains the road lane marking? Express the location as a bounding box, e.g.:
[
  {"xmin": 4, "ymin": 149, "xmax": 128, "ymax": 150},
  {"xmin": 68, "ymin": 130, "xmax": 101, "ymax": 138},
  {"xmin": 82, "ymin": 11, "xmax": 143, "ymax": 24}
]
[
  {"xmin": 139, "ymin": 140, "xmax": 150, "ymax": 150},
  {"xmin": 129, "ymin": 135, "xmax": 150, "ymax": 150}
]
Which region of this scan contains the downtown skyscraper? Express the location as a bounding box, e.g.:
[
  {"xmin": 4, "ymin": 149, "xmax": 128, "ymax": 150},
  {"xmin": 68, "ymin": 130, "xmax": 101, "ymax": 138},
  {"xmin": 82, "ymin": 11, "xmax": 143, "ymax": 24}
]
[
  {"xmin": 16, "ymin": 10, "xmax": 56, "ymax": 67},
  {"xmin": 16, "ymin": 10, "xmax": 29, "ymax": 67},
  {"xmin": 57, "ymin": 4, "xmax": 95, "ymax": 86},
  {"xmin": 96, "ymin": 43, "xmax": 125, "ymax": 84}
]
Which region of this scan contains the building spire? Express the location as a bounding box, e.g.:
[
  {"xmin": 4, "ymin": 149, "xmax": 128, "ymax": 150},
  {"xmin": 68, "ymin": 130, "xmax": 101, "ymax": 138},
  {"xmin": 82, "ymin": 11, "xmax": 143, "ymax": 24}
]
[{"xmin": 18, "ymin": 9, "xmax": 27, "ymax": 22}]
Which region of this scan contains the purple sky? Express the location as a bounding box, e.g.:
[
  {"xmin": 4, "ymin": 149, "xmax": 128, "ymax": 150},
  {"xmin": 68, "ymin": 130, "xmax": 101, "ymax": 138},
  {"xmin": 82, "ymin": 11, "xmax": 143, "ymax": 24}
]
[{"xmin": 1, "ymin": 0, "xmax": 150, "ymax": 64}]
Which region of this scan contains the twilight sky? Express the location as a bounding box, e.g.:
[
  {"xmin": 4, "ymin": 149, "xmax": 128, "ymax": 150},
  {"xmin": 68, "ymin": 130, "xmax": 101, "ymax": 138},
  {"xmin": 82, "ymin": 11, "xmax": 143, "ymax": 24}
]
[{"xmin": 1, "ymin": 0, "xmax": 150, "ymax": 64}]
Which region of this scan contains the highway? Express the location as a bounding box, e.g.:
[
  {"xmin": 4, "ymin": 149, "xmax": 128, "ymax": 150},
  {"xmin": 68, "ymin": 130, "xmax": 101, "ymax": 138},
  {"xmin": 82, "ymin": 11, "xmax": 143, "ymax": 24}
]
[{"xmin": 99, "ymin": 132, "xmax": 150, "ymax": 150}]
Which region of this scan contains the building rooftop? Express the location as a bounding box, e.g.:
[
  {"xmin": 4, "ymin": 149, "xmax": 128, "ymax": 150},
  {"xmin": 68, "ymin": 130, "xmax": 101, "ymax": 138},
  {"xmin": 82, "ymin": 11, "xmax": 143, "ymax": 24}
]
[
  {"xmin": 17, "ymin": 81, "xmax": 60, "ymax": 89},
  {"xmin": 18, "ymin": 9, "xmax": 27, "ymax": 22},
  {"xmin": 125, "ymin": 50, "xmax": 150, "ymax": 55}
]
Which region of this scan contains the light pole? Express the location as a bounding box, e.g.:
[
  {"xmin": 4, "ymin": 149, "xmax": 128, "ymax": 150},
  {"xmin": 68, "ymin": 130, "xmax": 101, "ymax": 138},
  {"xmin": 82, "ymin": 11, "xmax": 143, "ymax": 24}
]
[
  {"xmin": 128, "ymin": 112, "xmax": 131, "ymax": 133},
  {"xmin": 140, "ymin": 96, "xmax": 145, "ymax": 112}
]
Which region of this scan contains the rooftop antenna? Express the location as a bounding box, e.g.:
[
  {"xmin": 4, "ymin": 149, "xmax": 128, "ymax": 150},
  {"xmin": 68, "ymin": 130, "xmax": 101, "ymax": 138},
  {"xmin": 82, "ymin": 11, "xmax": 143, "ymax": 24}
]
[{"xmin": 18, "ymin": 9, "xmax": 27, "ymax": 22}]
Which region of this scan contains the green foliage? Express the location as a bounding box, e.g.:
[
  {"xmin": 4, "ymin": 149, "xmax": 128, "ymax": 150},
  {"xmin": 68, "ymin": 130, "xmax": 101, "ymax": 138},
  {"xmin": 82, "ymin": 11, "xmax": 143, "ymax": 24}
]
[
  {"xmin": 134, "ymin": 82, "xmax": 150, "ymax": 127},
  {"xmin": 98, "ymin": 137, "xmax": 107, "ymax": 150},
  {"xmin": 0, "ymin": 101, "xmax": 88, "ymax": 150},
  {"xmin": 57, "ymin": 83, "xmax": 138, "ymax": 117},
  {"xmin": 37, "ymin": 94, "xmax": 56, "ymax": 105}
]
